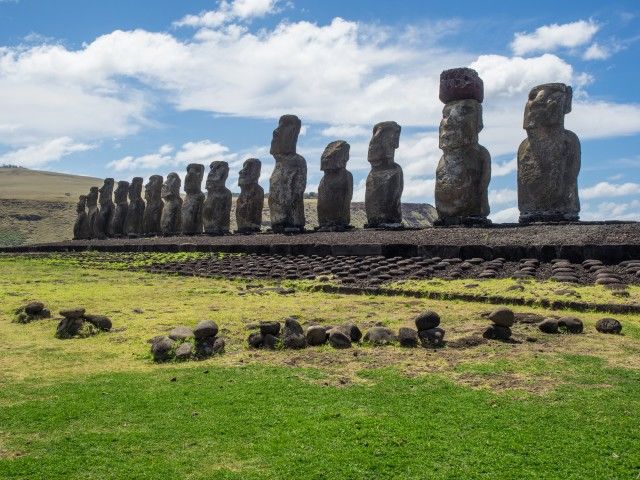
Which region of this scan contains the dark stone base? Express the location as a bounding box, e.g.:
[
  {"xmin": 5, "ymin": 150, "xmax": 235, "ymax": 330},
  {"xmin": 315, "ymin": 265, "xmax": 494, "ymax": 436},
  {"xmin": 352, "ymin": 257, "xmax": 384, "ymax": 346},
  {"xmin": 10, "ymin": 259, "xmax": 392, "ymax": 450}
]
[
  {"xmin": 519, "ymin": 212, "xmax": 579, "ymax": 224},
  {"xmin": 316, "ymin": 224, "xmax": 355, "ymax": 233},
  {"xmin": 364, "ymin": 223, "xmax": 405, "ymax": 230},
  {"xmin": 235, "ymin": 228, "xmax": 261, "ymax": 235},
  {"xmin": 269, "ymin": 226, "xmax": 305, "ymax": 234},
  {"xmin": 434, "ymin": 216, "xmax": 492, "ymax": 227},
  {"xmin": 204, "ymin": 229, "xmax": 230, "ymax": 236}
]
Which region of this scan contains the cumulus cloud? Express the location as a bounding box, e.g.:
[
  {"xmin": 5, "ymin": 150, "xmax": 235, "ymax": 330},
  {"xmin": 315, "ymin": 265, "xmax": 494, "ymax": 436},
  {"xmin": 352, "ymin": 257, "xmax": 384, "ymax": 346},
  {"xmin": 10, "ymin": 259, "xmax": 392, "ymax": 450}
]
[
  {"xmin": 581, "ymin": 200, "xmax": 640, "ymax": 221},
  {"xmin": 489, "ymin": 206, "xmax": 519, "ymax": 223},
  {"xmin": 174, "ymin": 0, "xmax": 282, "ymax": 28},
  {"xmin": 0, "ymin": 136, "xmax": 94, "ymax": 168},
  {"xmin": 580, "ymin": 181, "xmax": 640, "ymax": 199},
  {"xmin": 510, "ymin": 19, "xmax": 599, "ymax": 55},
  {"xmin": 583, "ymin": 42, "xmax": 610, "ymax": 60},
  {"xmin": 320, "ymin": 125, "xmax": 370, "ymax": 138}
]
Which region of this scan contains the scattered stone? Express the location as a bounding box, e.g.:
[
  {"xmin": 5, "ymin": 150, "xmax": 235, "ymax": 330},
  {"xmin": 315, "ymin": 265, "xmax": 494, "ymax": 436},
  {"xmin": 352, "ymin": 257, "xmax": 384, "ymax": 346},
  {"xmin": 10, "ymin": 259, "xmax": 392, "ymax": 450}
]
[
  {"xmin": 595, "ymin": 318, "xmax": 622, "ymax": 334},
  {"xmin": 56, "ymin": 317, "xmax": 85, "ymax": 339},
  {"xmin": 448, "ymin": 335, "xmax": 488, "ymax": 349},
  {"xmin": 514, "ymin": 312, "xmax": 545, "ymax": 324},
  {"xmin": 175, "ymin": 342, "xmax": 193, "ymax": 361},
  {"xmin": 488, "ymin": 307, "xmax": 514, "ymax": 328},
  {"xmin": 282, "ymin": 318, "xmax": 306, "ymax": 349},
  {"xmin": 169, "ymin": 326, "xmax": 194, "ymax": 341},
  {"xmin": 414, "ymin": 310, "xmax": 440, "ymax": 331},
  {"xmin": 83, "ymin": 314, "xmax": 112, "ymax": 332},
  {"xmin": 306, "ymin": 325, "xmax": 328, "ymax": 346},
  {"xmin": 14, "ymin": 302, "xmax": 51, "ymax": 323},
  {"xmin": 328, "ymin": 329, "xmax": 352, "ymax": 349},
  {"xmin": 248, "ymin": 332, "xmax": 263, "ymax": 349},
  {"xmin": 538, "ymin": 318, "xmax": 559, "ymax": 334},
  {"xmin": 558, "ymin": 317, "xmax": 583, "ymax": 334},
  {"xmin": 482, "ymin": 325, "xmax": 512, "ymax": 341},
  {"xmin": 260, "ymin": 321, "xmax": 281, "ymax": 337},
  {"xmin": 59, "ymin": 307, "xmax": 85, "ymax": 318},
  {"xmin": 398, "ymin": 327, "xmax": 418, "ymax": 348},
  {"xmin": 363, "ymin": 326, "xmax": 397, "ymax": 345},
  {"xmin": 151, "ymin": 336, "xmax": 175, "ymax": 362},
  {"xmin": 193, "ymin": 320, "xmax": 218, "ymax": 339},
  {"xmin": 212, "ymin": 337, "xmax": 226, "ymax": 354},
  {"xmin": 418, "ymin": 327, "xmax": 445, "ymax": 348}
]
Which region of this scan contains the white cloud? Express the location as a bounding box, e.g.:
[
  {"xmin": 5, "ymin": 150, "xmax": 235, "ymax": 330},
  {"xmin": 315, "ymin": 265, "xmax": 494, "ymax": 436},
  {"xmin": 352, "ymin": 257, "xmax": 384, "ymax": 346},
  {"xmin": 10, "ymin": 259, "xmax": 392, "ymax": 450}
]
[
  {"xmin": 320, "ymin": 125, "xmax": 370, "ymax": 138},
  {"xmin": 489, "ymin": 188, "xmax": 517, "ymax": 206},
  {"xmin": 489, "ymin": 206, "xmax": 519, "ymax": 223},
  {"xmin": 0, "ymin": 136, "xmax": 94, "ymax": 168},
  {"xmin": 174, "ymin": 0, "xmax": 281, "ymax": 28},
  {"xmin": 583, "ymin": 42, "xmax": 610, "ymax": 60},
  {"xmin": 581, "ymin": 200, "xmax": 640, "ymax": 221},
  {"xmin": 492, "ymin": 157, "xmax": 517, "ymax": 176},
  {"xmin": 511, "ymin": 20, "xmax": 599, "ymax": 55},
  {"xmin": 580, "ymin": 181, "xmax": 640, "ymax": 200}
]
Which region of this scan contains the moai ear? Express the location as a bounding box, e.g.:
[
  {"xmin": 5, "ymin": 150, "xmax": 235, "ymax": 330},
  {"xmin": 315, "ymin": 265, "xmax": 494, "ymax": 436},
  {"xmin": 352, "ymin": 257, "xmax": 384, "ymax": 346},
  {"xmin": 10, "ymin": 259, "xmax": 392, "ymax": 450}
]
[
  {"xmin": 564, "ymin": 85, "xmax": 573, "ymax": 114},
  {"xmin": 477, "ymin": 102, "xmax": 484, "ymax": 132}
]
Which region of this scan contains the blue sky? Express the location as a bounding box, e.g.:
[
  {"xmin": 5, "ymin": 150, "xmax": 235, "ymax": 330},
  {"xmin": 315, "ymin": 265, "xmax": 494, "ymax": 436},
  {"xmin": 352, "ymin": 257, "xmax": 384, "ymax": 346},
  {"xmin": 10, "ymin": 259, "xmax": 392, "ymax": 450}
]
[{"xmin": 0, "ymin": 0, "xmax": 639, "ymax": 221}]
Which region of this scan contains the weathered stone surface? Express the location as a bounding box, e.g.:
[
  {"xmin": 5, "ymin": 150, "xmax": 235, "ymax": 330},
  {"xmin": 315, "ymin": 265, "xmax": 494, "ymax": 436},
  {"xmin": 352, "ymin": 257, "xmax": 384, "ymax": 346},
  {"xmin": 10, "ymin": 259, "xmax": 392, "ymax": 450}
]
[
  {"xmin": 143, "ymin": 175, "xmax": 163, "ymax": 236},
  {"xmin": 328, "ymin": 329, "xmax": 351, "ymax": 349},
  {"xmin": 94, "ymin": 178, "xmax": 114, "ymax": 239},
  {"xmin": 268, "ymin": 115, "xmax": 307, "ymax": 233},
  {"xmin": 482, "ymin": 325, "xmax": 512, "ymax": 340},
  {"xmin": 24, "ymin": 302, "xmax": 45, "ymax": 315},
  {"xmin": 83, "ymin": 314, "xmax": 112, "ymax": 331},
  {"xmin": 56, "ymin": 316, "xmax": 84, "ymax": 339},
  {"xmin": 332, "ymin": 323, "xmax": 362, "ymax": 343},
  {"xmin": 365, "ymin": 121, "xmax": 403, "ymax": 228},
  {"xmin": 248, "ymin": 332, "xmax": 263, "ymax": 348},
  {"xmin": 595, "ymin": 318, "xmax": 622, "ymax": 334},
  {"xmin": 109, "ymin": 180, "xmax": 129, "ymax": 237},
  {"xmin": 439, "ymin": 67, "xmax": 484, "ymax": 103},
  {"xmin": 363, "ymin": 326, "xmax": 396, "ymax": 345},
  {"xmin": 488, "ymin": 308, "xmax": 515, "ymax": 328},
  {"xmin": 539, "ymin": 318, "xmax": 559, "ymax": 334},
  {"xmin": 398, "ymin": 327, "xmax": 419, "ymax": 347},
  {"xmin": 125, "ymin": 177, "xmax": 145, "ymax": 236},
  {"xmin": 213, "ymin": 337, "xmax": 226, "ymax": 354},
  {"xmin": 169, "ymin": 326, "xmax": 194, "ymax": 341},
  {"xmin": 60, "ymin": 307, "xmax": 85, "ymax": 318},
  {"xmin": 435, "ymin": 97, "xmax": 491, "ymax": 225},
  {"xmin": 181, "ymin": 164, "xmax": 205, "ymax": 235},
  {"xmin": 415, "ymin": 311, "xmax": 441, "ymax": 331},
  {"xmin": 151, "ymin": 336, "xmax": 175, "ymax": 362},
  {"xmin": 175, "ymin": 342, "xmax": 193, "ymax": 361},
  {"xmin": 518, "ymin": 83, "xmax": 580, "ymax": 223},
  {"xmin": 282, "ymin": 317, "xmax": 306, "ymax": 349},
  {"xmin": 86, "ymin": 186, "xmax": 99, "ymax": 239},
  {"xmin": 418, "ymin": 327, "xmax": 445, "ymax": 347},
  {"xmin": 260, "ymin": 321, "xmax": 281, "ymax": 337},
  {"xmin": 193, "ymin": 320, "xmax": 218, "ymax": 339},
  {"xmin": 203, "ymin": 161, "xmax": 232, "ymax": 235},
  {"xmin": 263, "ymin": 333, "xmax": 279, "ymax": 350},
  {"xmin": 73, "ymin": 195, "xmax": 92, "ymax": 240},
  {"xmin": 306, "ymin": 325, "xmax": 328, "ymax": 346},
  {"xmin": 195, "ymin": 337, "xmax": 215, "ymax": 358},
  {"xmin": 317, "ymin": 140, "xmax": 353, "ymax": 231},
  {"xmin": 160, "ymin": 173, "xmax": 182, "ymax": 236},
  {"xmin": 558, "ymin": 317, "xmax": 583, "ymax": 334},
  {"xmin": 236, "ymin": 158, "xmax": 264, "ymax": 233}
]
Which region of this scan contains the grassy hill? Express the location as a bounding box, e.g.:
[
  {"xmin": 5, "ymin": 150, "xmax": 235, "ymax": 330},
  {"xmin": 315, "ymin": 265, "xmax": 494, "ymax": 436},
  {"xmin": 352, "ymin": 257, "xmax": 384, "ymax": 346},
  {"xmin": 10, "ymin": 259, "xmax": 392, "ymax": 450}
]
[{"xmin": 0, "ymin": 167, "xmax": 437, "ymax": 247}]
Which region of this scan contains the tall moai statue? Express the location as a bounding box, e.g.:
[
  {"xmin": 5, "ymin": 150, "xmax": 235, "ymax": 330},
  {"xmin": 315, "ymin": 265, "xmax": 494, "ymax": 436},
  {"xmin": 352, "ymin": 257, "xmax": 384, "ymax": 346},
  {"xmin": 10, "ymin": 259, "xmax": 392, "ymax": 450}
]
[
  {"xmin": 142, "ymin": 175, "xmax": 164, "ymax": 236},
  {"xmin": 73, "ymin": 195, "xmax": 92, "ymax": 240},
  {"xmin": 181, "ymin": 163, "xmax": 205, "ymax": 235},
  {"xmin": 86, "ymin": 186, "xmax": 99, "ymax": 239},
  {"xmin": 203, "ymin": 161, "xmax": 232, "ymax": 235},
  {"xmin": 364, "ymin": 121, "xmax": 403, "ymax": 228},
  {"xmin": 317, "ymin": 140, "xmax": 353, "ymax": 231},
  {"xmin": 268, "ymin": 114, "xmax": 307, "ymax": 233},
  {"xmin": 160, "ymin": 172, "xmax": 182, "ymax": 236},
  {"xmin": 518, "ymin": 83, "xmax": 580, "ymax": 223},
  {"xmin": 435, "ymin": 68, "xmax": 491, "ymax": 225},
  {"xmin": 109, "ymin": 180, "xmax": 129, "ymax": 237},
  {"xmin": 125, "ymin": 177, "xmax": 145, "ymax": 237},
  {"xmin": 94, "ymin": 178, "xmax": 114, "ymax": 239},
  {"xmin": 236, "ymin": 158, "xmax": 264, "ymax": 233}
]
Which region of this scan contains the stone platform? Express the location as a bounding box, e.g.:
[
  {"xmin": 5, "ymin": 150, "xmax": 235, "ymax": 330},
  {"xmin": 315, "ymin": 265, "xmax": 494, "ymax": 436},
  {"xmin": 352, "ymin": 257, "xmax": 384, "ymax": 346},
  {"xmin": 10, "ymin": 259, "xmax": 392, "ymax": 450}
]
[{"xmin": 1, "ymin": 222, "xmax": 639, "ymax": 263}]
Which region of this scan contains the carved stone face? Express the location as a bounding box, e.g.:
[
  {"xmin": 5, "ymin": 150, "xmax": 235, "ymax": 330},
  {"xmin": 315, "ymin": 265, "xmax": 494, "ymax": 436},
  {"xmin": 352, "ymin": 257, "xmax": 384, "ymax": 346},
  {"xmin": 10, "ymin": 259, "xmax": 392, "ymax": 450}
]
[
  {"xmin": 367, "ymin": 121, "xmax": 401, "ymax": 167},
  {"xmin": 270, "ymin": 115, "xmax": 301, "ymax": 156},
  {"xmin": 206, "ymin": 161, "xmax": 229, "ymax": 190},
  {"xmin": 76, "ymin": 195, "xmax": 87, "ymax": 213},
  {"xmin": 321, "ymin": 140, "xmax": 350, "ymax": 171},
  {"xmin": 439, "ymin": 99, "xmax": 482, "ymax": 150},
  {"xmin": 114, "ymin": 181, "xmax": 129, "ymax": 203},
  {"xmin": 86, "ymin": 187, "xmax": 99, "ymax": 207},
  {"xmin": 145, "ymin": 175, "xmax": 163, "ymax": 202},
  {"xmin": 99, "ymin": 178, "xmax": 114, "ymax": 205},
  {"xmin": 162, "ymin": 172, "xmax": 181, "ymax": 199},
  {"xmin": 238, "ymin": 158, "xmax": 261, "ymax": 186},
  {"xmin": 524, "ymin": 83, "xmax": 572, "ymax": 129},
  {"xmin": 129, "ymin": 177, "xmax": 143, "ymax": 201},
  {"xmin": 184, "ymin": 164, "xmax": 204, "ymax": 194}
]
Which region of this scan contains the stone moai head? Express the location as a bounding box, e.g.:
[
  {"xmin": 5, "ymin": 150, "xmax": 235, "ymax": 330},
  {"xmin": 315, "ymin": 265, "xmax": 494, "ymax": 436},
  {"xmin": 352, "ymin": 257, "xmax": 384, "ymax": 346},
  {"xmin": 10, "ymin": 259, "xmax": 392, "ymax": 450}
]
[
  {"xmin": 114, "ymin": 181, "xmax": 129, "ymax": 203},
  {"xmin": 206, "ymin": 161, "xmax": 229, "ymax": 191},
  {"xmin": 129, "ymin": 177, "xmax": 143, "ymax": 201},
  {"xmin": 87, "ymin": 187, "xmax": 99, "ymax": 206},
  {"xmin": 76, "ymin": 195, "xmax": 87, "ymax": 213},
  {"xmin": 184, "ymin": 163, "xmax": 204, "ymax": 194},
  {"xmin": 99, "ymin": 178, "xmax": 114, "ymax": 204},
  {"xmin": 321, "ymin": 140, "xmax": 350, "ymax": 171},
  {"xmin": 524, "ymin": 83, "xmax": 572, "ymax": 130},
  {"xmin": 145, "ymin": 175, "xmax": 163, "ymax": 202},
  {"xmin": 238, "ymin": 158, "xmax": 261, "ymax": 186},
  {"xmin": 270, "ymin": 114, "xmax": 301, "ymax": 155},
  {"xmin": 367, "ymin": 121, "xmax": 401, "ymax": 167},
  {"xmin": 439, "ymin": 100, "xmax": 483, "ymax": 150},
  {"xmin": 162, "ymin": 172, "xmax": 181, "ymax": 199}
]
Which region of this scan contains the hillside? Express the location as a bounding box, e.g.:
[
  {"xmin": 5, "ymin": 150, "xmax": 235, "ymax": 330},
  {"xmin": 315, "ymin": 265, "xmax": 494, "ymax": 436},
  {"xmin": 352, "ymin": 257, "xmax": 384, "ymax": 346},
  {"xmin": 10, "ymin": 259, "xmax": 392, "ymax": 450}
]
[{"xmin": 0, "ymin": 167, "xmax": 436, "ymax": 246}]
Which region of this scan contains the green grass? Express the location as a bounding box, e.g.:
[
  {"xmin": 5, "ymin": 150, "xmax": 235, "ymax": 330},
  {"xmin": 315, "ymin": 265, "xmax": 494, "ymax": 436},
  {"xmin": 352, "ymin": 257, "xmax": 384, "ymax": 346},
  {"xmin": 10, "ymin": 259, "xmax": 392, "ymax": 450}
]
[{"xmin": 1, "ymin": 254, "xmax": 640, "ymax": 479}]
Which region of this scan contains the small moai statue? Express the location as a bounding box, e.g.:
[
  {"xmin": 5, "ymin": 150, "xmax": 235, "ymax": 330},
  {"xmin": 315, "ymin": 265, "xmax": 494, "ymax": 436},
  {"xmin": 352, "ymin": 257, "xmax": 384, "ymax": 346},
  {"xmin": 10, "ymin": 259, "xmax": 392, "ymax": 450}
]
[
  {"xmin": 235, "ymin": 158, "xmax": 264, "ymax": 233},
  {"xmin": 317, "ymin": 140, "xmax": 353, "ymax": 231},
  {"xmin": 160, "ymin": 172, "xmax": 182, "ymax": 236},
  {"xmin": 203, "ymin": 161, "xmax": 232, "ymax": 235},
  {"xmin": 73, "ymin": 195, "xmax": 92, "ymax": 240},
  {"xmin": 109, "ymin": 180, "xmax": 129, "ymax": 237},
  {"xmin": 435, "ymin": 68, "xmax": 491, "ymax": 225},
  {"xmin": 364, "ymin": 121, "xmax": 403, "ymax": 228},
  {"xmin": 181, "ymin": 163, "xmax": 205, "ymax": 235},
  {"xmin": 93, "ymin": 178, "xmax": 114, "ymax": 239},
  {"xmin": 86, "ymin": 186, "xmax": 99, "ymax": 238},
  {"xmin": 268, "ymin": 114, "xmax": 307, "ymax": 233},
  {"xmin": 125, "ymin": 177, "xmax": 145, "ymax": 237},
  {"xmin": 518, "ymin": 83, "xmax": 580, "ymax": 223},
  {"xmin": 142, "ymin": 175, "xmax": 164, "ymax": 236}
]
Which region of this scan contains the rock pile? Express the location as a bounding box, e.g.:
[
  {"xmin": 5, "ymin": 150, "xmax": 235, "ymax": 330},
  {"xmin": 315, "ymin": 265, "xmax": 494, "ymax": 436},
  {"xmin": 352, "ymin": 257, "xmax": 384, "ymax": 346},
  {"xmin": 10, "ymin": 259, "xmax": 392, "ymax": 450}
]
[
  {"xmin": 150, "ymin": 320, "xmax": 224, "ymax": 362},
  {"xmin": 595, "ymin": 318, "xmax": 622, "ymax": 334},
  {"xmin": 14, "ymin": 301, "xmax": 51, "ymax": 323},
  {"xmin": 56, "ymin": 308, "xmax": 112, "ymax": 339},
  {"xmin": 538, "ymin": 316, "xmax": 583, "ymax": 334},
  {"xmin": 483, "ymin": 307, "xmax": 514, "ymax": 341},
  {"xmin": 415, "ymin": 310, "xmax": 445, "ymax": 347}
]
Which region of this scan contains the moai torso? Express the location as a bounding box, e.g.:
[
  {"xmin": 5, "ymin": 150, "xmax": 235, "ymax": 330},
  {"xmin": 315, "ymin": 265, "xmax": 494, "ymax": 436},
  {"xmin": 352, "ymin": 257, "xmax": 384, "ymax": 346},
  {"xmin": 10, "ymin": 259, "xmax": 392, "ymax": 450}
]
[
  {"xmin": 160, "ymin": 173, "xmax": 182, "ymax": 236},
  {"xmin": 110, "ymin": 180, "xmax": 129, "ymax": 237},
  {"xmin": 125, "ymin": 177, "xmax": 145, "ymax": 236},
  {"xmin": 181, "ymin": 164, "xmax": 205, "ymax": 235},
  {"xmin": 73, "ymin": 195, "xmax": 92, "ymax": 240},
  {"xmin": 94, "ymin": 179, "xmax": 114, "ymax": 239},
  {"xmin": 317, "ymin": 140, "xmax": 353, "ymax": 230},
  {"xmin": 142, "ymin": 175, "xmax": 164, "ymax": 236},
  {"xmin": 203, "ymin": 161, "xmax": 232, "ymax": 235},
  {"xmin": 86, "ymin": 187, "xmax": 99, "ymax": 239},
  {"xmin": 236, "ymin": 158, "xmax": 264, "ymax": 233}
]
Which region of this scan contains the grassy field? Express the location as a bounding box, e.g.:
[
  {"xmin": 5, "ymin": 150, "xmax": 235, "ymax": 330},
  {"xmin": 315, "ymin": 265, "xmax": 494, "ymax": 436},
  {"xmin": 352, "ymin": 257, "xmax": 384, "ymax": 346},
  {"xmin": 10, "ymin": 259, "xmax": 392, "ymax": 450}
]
[{"xmin": 1, "ymin": 254, "xmax": 639, "ymax": 479}]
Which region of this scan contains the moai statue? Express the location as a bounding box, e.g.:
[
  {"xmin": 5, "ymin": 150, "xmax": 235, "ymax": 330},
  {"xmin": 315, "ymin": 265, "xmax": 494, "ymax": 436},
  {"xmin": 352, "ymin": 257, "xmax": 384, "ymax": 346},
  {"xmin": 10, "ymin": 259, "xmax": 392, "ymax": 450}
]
[
  {"xmin": 203, "ymin": 161, "xmax": 232, "ymax": 235},
  {"xmin": 73, "ymin": 195, "xmax": 92, "ymax": 240},
  {"xmin": 181, "ymin": 163, "xmax": 205, "ymax": 235},
  {"xmin": 160, "ymin": 172, "xmax": 182, "ymax": 236},
  {"xmin": 125, "ymin": 177, "xmax": 145, "ymax": 237},
  {"xmin": 93, "ymin": 178, "xmax": 114, "ymax": 239},
  {"xmin": 86, "ymin": 186, "xmax": 99, "ymax": 238},
  {"xmin": 435, "ymin": 68, "xmax": 491, "ymax": 225},
  {"xmin": 317, "ymin": 140, "xmax": 353, "ymax": 231},
  {"xmin": 364, "ymin": 121, "xmax": 403, "ymax": 228},
  {"xmin": 142, "ymin": 175, "xmax": 164, "ymax": 236},
  {"xmin": 235, "ymin": 158, "xmax": 264, "ymax": 233},
  {"xmin": 518, "ymin": 83, "xmax": 580, "ymax": 223},
  {"xmin": 109, "ymin": 180, "xmax": 129, "ymax": 237},
  {"xmin": 268, "ymin": 114, "xmax": 307, "ymax": 233}
]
